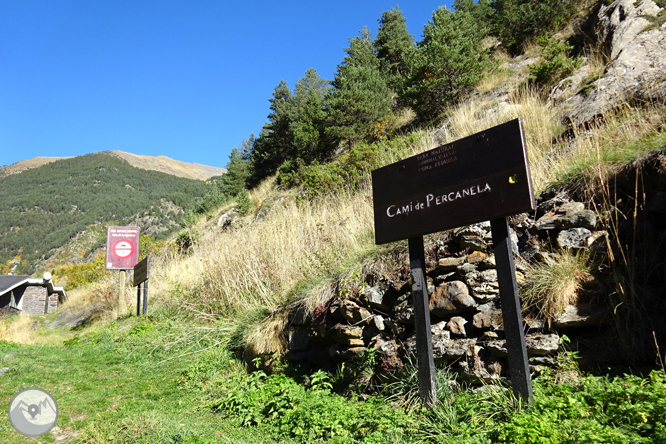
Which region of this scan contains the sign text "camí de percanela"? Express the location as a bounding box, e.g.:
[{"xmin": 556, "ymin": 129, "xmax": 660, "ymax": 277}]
[{"xmin": 386, "ymin": 183, "xmax": 492, "ymax": 218}]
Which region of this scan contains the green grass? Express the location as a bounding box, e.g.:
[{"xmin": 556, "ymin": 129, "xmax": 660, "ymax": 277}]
[
  {"xmin": 0, "ymin": 315, "xmax": 285, "ymax": 443},
  {"xmin": 3, "ymin": 312, "xmax": 666, "ymax": 443},
  {"xmin": 551, "ymin": 119, "xmax": 666, "ymax": 190}
]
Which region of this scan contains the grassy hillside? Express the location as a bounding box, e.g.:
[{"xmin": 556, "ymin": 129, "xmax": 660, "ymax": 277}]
[
  {"xmin": 0, "ymin": 152, "xmax": 209, "ymax": 274},
  {"xmin": 3, "ymin": 1, "xmax": 666, "ymax": 442}
]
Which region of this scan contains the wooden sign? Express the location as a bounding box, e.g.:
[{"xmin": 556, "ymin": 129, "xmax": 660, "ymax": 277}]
[
  {"xmin": 133, "ymin": 256, "xmax": 150, "ymax": 286},
  {"xmin": 133, "ymin": 255, "xmax": 150, "ymax": 316},
  {"xmin": 371, "ymin": 118, "xmax": 535, "ymax": 406},
  {"xmin": 372, "ymin": 119, "xmax": 535, "ymax": 244}
]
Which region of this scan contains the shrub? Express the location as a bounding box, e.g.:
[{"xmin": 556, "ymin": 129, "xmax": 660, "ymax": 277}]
[
  {"xmin": 286, "ymin": 133, "xmax": 421, "ymax": 199},
  {"xmin": 276, "ymin": 158, "xmax": 306, "ymax": 188},
  {"xmin": 175, "ymin": 230, "xmax": 197, "ymax": 253},
  {"xmin": 529, "ymin": 36, "xmax": 583, "ymax": 88},
  {"xmin": 193, "ymin": 185, "xmax": 227, "ymax": 215},
  {"xmin": 491, "ymin": 0, "xmax": 582, "ymax": 53},
  {"xmin": 235, "ymin": 189, "xmax": 252, "ymax": 216},
  {"xmin": 58, "ymin": 252, "xmax": 108, "ymax": 290}
]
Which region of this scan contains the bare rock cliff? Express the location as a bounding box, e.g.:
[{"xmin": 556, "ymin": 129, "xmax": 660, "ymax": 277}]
[{"xmin": 562, "ymin": 0, "xmax": 666, "ymax": 124}]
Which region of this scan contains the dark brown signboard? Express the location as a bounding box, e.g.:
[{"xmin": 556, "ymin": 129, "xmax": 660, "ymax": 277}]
[
  {"xmin": 372, "ymin": 118, "xmax": 536, "ymax": 244},
  {"xmin": 133, "ymin": 256, "xmax": 150, "ymax": 286}
]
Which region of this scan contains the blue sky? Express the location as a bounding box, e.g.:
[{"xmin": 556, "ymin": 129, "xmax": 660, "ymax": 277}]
[{"xmin": 1, "ymin": 1, "xmax": 452, "ymax": 170}]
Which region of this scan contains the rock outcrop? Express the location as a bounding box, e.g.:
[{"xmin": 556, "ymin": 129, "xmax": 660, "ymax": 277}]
[{"xmin": 561, "ymin": 0, "xmax": 666, "ymax": 125}]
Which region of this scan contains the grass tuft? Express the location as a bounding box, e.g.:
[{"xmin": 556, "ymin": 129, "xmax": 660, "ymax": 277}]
[{"xmin": 522, "ymin": 251, "xmax": 593, "ymax": 323}]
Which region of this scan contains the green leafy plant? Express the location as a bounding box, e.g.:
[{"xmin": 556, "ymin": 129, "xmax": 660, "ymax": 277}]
[
  {"xmin": 210, "ymin": 370, "xmax": 412, "ymax": 443},
  {"xmin": 529, "ymin": 36, "xmax": 583, "ymax": 88},
  {"xmin": 234, "ymin": 189, "xmax": 252, "ymax": 216},
  {"xmin": 309, "ymin": 369, "xmax": 334, "ymax": 391},
  {"xmin": 491, "ymin": 0, "xmax": 582, "ymax": 53}
]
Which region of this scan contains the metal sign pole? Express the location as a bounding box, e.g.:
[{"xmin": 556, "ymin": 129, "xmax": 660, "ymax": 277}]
[
  {"xmin": 490, "ymin": 217, "xmax": 533, "ymax": 404},
  {"xmin": 142, "ymin": 280, "xmax": 148, "ymax": 315},
  {"xmin": 136, "ymin": 283, "xmax": 142, "ymax": 316},
  {"xmin": 408, "ymin": 236, "xmax": 437, "ymax": 407},
  {"xmin": 118, "ymin": 270, "xmax": 126, "ymax": 319}
]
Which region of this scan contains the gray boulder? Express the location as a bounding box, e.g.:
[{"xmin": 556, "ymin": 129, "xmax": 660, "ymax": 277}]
[
  {"xmin": 525, "ymin": 333, "xmax": 560, "ymax": 356},
  {"xmin": 562, "ymin": 0, "xmax": 666, "ymax": 125},
  {"xmin": 557, "ymin": 227, "xmax": 593, "ymax": 249},
  {"xmin": 554, "ymin": 303, "xmax": 606, "ymax": 328}
]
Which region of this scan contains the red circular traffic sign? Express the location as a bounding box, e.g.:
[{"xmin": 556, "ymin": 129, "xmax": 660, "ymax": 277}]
[{"xmin": 112, "ymin": 239, "xmax": 135, "ymax": 259}]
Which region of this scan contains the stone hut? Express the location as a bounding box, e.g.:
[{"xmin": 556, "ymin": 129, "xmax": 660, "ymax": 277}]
[{"xmin": 0, "ymin": 273, "xmax": 67, "ymax": 315}]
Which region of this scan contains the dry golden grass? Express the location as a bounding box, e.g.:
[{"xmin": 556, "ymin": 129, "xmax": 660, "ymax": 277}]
[
  {"xmin": 476, "ymin": 68, "xmax": 516, "ymax": 95},
  {"xmin": 521, "ymin": 38, "xmax": 543, "ymax": 60},
  {"xmin": 476, "ymin": 48, "xmax": 517, "ymax": 95},
  {"xmin": 61, "ymin": 271, "xmax": 142, "ymax": 322},
  {"xmin": 583, "ymin": 44, "xmax": 609, "ymax": 73},
  {"xmin": 434, "ymin": 86, "xmax": 563, "ymax": 192},
  {"xmin": 151, "ymin": 187, "xmax": 376, "ymax": 315},
  {"xmin": 546, "ymin": 104, "xmax": 666, "ymax": 191},
  {"xmin": 242, "ymin": 312, "xmax": 289, "ymax": 362},
  {"xmin": 522, "ymin": 251, "xmax": 593, "ymax": 323},
  {"xmin": 248, "ymin": 175, "xmax": 278, "ymax": 203},
  {"xmin": 0, "ymin": 314, "xmax": 36, "ymax": 343},
  {"xmin": 393, "ymin": 107, "xmax": 417, "ymax": 130}
]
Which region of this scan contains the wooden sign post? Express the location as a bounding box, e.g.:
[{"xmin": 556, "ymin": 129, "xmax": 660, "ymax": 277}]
[
  {"xmin": 133, "ymin": 256, "xmax": 150, "ymax": 316},
  {"xmin": 491, "ymin": 218, "xmax": 533, "ymax": 403},
  {"xmin": 371, "ymin": 118, "xmax": 535, "ymax": 406},
  {"xmin": 409, "ymin": 236, "xmax": 437, "ymax": 404}
]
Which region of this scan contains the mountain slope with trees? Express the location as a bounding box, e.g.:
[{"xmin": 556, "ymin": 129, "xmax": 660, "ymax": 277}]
[
  {"xmin": 0, "ymin": 152, "xmax": 210, "ymax": 274},
  {"xmin": 226, "ymin": 0, "xmax": 585, "ymax": 193}
]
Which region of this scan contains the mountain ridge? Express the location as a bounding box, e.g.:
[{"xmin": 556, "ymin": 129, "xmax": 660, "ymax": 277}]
[
  {"xmin": 0, "ymin": 152, "xmax": 210, "ymax": 274},
  {"xmin": 1, "ymin": 151, "xmax": 226, "ymax": 181},
  {"xmin": 109, "ymin": 150, "xmax": 226, "ymax": 180}
]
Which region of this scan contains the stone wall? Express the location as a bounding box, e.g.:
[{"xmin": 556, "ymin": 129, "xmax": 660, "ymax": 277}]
[
  {"xmin": 282, "ymin": 192, "xmax": 613, "ymax": 384},
  {"xmin": 21, "ymin": 286, "xmax": 59, "ymax": 315}
]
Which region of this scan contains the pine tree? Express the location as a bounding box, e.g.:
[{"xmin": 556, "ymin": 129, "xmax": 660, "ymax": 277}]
[
  {"xmin": 454, "ymin": 0, "xmax": 492, "ymax": 19},
  {"xmin": 249, "ymin": 81, "xmax": 294, "ymax": 184},
  {"xmin": 405, "ymin": 7, "xmax": 489, "ymax": 124},
  {"xmin": 375, "ymin": 7, "xmax": 415, "ymax": 94},
  {"xmin": 220, "ymin": 136, "xmax": 253, "ymax": 197},
  {"xmin": 290, "ymin": 68, "xmax": 330, "ymax": 163},
  {"xmin": 326, "ymin": 28, "xmax": 394, "ymax": 148}
]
